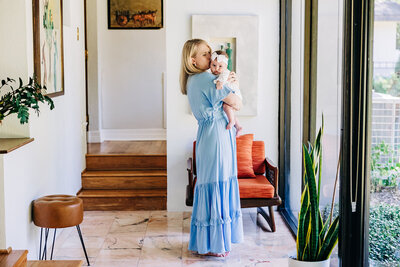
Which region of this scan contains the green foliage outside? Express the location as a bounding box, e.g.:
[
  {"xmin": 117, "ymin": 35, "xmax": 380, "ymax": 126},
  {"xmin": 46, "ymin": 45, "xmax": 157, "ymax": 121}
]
[
  {"xmin": 373, "ymin": 53, "xmax": 400, "ymax": 97},
  {"xmin": 370, "ymin": 141, "xmax": 400, "ymax": 192},
  {"xmin": 321, "ymin": 203, "xmax": 400, "ymax": 265},
  {"xmin": 369, "ymin": 204, "xmax": 400, "ymax": 265},
  {"xmin": 0, "ymin": 77, "xmax": 54, "ymax": 124},
  {"xmin": 373, "ymin": 73, "xmax": 400, "ymax": 97}
]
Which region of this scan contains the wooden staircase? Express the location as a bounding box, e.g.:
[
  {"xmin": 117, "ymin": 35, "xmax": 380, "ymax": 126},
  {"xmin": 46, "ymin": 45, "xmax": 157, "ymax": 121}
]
[{"xmin": 77, "ymin": 141, "xmax": 167, "ymax": 210}]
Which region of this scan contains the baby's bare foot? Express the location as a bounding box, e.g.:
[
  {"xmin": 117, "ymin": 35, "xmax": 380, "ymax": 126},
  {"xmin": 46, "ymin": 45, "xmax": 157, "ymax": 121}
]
[
  {"xmin": 235, "ymin": 125, "xmax": 243, "ymax": 137},
  {"xmin": 226, "ymin": 121, "xmax": 235, "ymax": 130}
]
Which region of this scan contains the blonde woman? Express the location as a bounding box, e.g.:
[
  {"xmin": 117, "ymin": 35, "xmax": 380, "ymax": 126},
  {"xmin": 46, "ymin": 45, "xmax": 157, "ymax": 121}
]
[{"xmin": 180, "ymin": 39, "xmax": 243, "ymax": 257}]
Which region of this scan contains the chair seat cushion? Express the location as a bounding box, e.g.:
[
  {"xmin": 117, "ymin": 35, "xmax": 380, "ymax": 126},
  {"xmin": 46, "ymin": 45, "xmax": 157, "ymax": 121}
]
[{"xmin": 238, "ymin": 175, "xmax": 274, "ymax": 198}]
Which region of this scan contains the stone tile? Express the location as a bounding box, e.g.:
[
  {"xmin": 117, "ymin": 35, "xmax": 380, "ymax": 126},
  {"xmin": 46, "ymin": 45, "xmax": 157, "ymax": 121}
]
[
  {"xmin": 59, "ymin": 233, "xmax": 105, "ymax": 249},
  {"xmin": 94, "ymin": 260, "xmax": 139, "ymax": 267},
  {"xmin": 53, "ymin": 210, "xmax": 296, "ymax": 266},
  {"xmin": 96, "ymin": 248, "xmax": 141, "ymax": 262},
  {"xmin": 109, "ymin": 213, "xmax": 149, "ymax": 234},
  {"xmin": 80, "ymin": 217, "xmax": 114, "ymax": 237},
  {"xmin": 150, "ymin": 211, "xmax": 183, "ymax": 220},
  {"xmin": 140, "ymin": 235, "xmax": 183, "ymax": 261},
  {"xmin": 103, "ymin": 232, "xmax": 145, "ymax": 249},
  {"xmin": 182, "ymin": 259, "xmax": 227, "ymax": 266},
  {"xmin": 52, "ymin": 247, "xmax": 99, "ymax": 266},
  {"xmin": 138, "ymin": 259, "xmax": 183, "ymax": 266}
]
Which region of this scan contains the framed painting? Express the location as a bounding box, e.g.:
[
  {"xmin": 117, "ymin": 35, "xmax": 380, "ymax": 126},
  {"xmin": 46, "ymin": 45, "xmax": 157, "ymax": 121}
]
[
  {"xmin": 108, "ymin": 0, "xmax": 163, "ymax": 29},
  {"xmin": 192, "ymin": 15, "xmax": 259, "ymax": 116},
  {"xmin": 33, "ymin": 0, "xmax": 65, "ymax": 97}
]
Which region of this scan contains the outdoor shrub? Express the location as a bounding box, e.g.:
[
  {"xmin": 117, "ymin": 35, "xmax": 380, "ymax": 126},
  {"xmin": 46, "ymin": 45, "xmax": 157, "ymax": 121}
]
[
  {"xmin": 370, "ymin": 141, "xmax": 400, "ymax": 192},
  {"xmin": 322, "ymin": 203, "xmax": 339, "ymax": 223},
  {"xmin": 369, "ymin": 204, "xmax": 400, "ymax": 264}
]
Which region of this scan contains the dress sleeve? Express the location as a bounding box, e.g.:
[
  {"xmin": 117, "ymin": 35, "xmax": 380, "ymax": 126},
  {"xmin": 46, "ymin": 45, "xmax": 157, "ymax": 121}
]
[{"xmin": 204, "ymin": 82, "xmax": 232, "ymax": 107}]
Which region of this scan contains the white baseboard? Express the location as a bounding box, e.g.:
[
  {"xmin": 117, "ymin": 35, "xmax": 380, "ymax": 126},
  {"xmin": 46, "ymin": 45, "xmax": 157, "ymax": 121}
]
[
  {"xmin": 88, "ymin": 130, "xmax": 102, "ymax": 143},
  {"xmin": 88, "ymin": 128, "xmax": 166, "ymax": 143}
]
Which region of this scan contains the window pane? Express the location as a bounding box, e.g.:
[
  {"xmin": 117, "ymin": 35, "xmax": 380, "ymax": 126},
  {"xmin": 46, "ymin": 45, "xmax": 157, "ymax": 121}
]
[
  {"xmin": 286, "ymin": 0, "xmax": 305, "ymax": 224},
  {"xmin": 370, "ymin": 1, "xmax": 400, "ymax": 265},
  {"xmin": 316, "ymin": 0, "xmax": 343, "ymax": 264}
]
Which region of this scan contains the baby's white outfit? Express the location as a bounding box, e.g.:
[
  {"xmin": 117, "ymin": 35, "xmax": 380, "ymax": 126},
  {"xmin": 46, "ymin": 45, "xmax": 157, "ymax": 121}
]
[{"xmin": 207, "ymin": 69, "xmax": 242, "ymax": 100}]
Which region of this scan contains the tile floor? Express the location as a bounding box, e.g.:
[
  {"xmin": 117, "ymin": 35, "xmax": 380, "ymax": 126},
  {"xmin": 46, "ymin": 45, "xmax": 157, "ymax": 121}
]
[{"xmin": 47, "ymin": 208, "xmax": 298, "ymax": 266}]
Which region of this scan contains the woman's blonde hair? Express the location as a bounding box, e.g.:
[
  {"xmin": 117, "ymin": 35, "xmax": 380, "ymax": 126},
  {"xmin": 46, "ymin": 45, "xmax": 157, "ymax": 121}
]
[{"xmin": 180, "ymin": 39, "xmax": 211, "ymax": 95}]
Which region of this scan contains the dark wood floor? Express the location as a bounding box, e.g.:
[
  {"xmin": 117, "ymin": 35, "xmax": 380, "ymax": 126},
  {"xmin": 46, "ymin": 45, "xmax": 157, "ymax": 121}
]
[{"xmin": 87, "ymin": 140, "xmax": 166, "ymax": 155}]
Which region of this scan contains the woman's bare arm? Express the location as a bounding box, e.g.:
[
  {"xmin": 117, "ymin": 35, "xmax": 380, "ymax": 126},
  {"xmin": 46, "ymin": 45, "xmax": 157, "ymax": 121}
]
[{"xmin": 222, "ymin": 92, "xmax": 242, "ymax": 111}]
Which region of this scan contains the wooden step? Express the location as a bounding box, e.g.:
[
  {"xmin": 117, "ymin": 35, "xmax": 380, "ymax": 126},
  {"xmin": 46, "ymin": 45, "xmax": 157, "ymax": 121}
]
[
  {"xmin": 28, "ymin": 260, "xmax": 83, "ymax": 267},
  {"xmin": 81, "ymin": 170, "xmax": 167, "ymax": 189},
  {"xmin": 77, "ymin": 189, "xmax": 167, "ymax": 210},
  {"xmin": 0, "ymin": 250, "xmax": 27, "ymax": 267},
  {"xmin": 85, "ymin": 154, "xmax": 166, "ymax": 171}
]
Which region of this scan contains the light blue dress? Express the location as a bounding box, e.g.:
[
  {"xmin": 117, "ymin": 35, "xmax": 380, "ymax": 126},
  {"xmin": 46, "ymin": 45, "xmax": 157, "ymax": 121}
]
[{"xmin": 187, "ymin": 72, "xmax": 243, "ymax": 254}]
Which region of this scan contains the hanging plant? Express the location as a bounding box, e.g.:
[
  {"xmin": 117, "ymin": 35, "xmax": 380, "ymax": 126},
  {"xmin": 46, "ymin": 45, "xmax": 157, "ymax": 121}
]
[{"xmin": 0, "ymin": 77, "xmax": 54, "ymax": 124}]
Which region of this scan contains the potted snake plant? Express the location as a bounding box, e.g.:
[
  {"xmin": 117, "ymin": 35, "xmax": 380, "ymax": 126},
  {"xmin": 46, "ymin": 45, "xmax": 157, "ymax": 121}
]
[
  {"xmin": 289, "ymin": 122, "xmax": 340, "ymax": 267},
  {"xmin": 0, "ymin": 77, "xmax": 54, "ymax": 124}
]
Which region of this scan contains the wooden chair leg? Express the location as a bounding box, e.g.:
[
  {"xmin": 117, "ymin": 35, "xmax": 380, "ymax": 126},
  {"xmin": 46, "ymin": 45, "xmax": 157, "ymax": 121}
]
[
  {"xmin": 268, "ymin": 206, "xmax": 276, "ymax": 232},
  {"xmin": 257, "ymin": 207, "xmax": 276, "ymax": 232}
]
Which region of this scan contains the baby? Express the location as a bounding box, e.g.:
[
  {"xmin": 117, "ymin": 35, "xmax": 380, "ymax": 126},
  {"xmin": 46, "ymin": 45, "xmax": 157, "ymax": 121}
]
[{"xmin": 209, "ymin": 50, "xmax": 243, "ymax": 136}]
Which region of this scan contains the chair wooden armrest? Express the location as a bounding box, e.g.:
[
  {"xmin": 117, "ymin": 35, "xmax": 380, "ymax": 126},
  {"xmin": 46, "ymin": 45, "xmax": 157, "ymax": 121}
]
[
  {"xmin": 265, "ymin": 157, "xmax": 279, "ymax": 196},
  {"xmin": 187, "ymin": 158, "xmax": 193, "ymax": 187},
  {"xmin": 186, "ymin": 158, "xmax": 194, "ymax": 206}
]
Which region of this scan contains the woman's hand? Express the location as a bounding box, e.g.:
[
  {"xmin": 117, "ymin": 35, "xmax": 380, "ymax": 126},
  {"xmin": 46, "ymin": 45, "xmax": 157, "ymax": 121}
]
[{"xmin": 227, "ymin": 72, "xmax": 237, "ymax": 84}]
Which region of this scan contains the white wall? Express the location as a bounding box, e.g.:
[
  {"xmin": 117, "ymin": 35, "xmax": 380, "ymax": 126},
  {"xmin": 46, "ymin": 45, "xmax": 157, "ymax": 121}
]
[
  {"xmin": 0, "ymin": 0, "xmax": 30, "ymax": 138},
  {"xmin": 166, "ymin": 0, "xmax": 280, "ymax": 211},
  {"xmin": 87, "ymin": 0, "xmax": 166, "ymax": 141},
  {"xmin": 373, "ymin": 21, "xmax": 400, "ymax": 77},
  {"xmin": 374, "ymin": 21, "xmax": 400, "ymax": 63},
  {"xmin": 0, "ymin": 0, "xmax": 86, "ymax": 258},
  {"xmin": 87, "ymin": 0, "xmax": 101, "ymax": 133}
]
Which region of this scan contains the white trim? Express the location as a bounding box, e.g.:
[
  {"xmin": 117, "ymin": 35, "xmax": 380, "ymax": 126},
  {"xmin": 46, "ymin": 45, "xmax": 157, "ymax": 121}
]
[
  {"xmin": 88, "ymin": 130, "xmax": 102, "ymax": 143},
  {"xmin": 100, "ymin": 128, "xmax": 166, "ymax": 141}
]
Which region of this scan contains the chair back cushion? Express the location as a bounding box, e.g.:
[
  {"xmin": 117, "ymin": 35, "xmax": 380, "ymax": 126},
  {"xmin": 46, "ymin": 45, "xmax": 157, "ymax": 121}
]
[
  {"xmin": 236, "ymin": 134, "xmax": 256, "ymax": 177},
  {"xmin": 192, "ymin": 135, "xmax": 266, "ymax": 177},
  {"xmin": 252, "ymin": 141, "xmax": 266, "ymax": 174}
]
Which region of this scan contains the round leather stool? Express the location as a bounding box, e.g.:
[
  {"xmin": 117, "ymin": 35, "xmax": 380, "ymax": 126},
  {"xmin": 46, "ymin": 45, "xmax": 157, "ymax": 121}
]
[{"xmin": 33, "ymin": 195, "xmax": 90, "ymax": 265}]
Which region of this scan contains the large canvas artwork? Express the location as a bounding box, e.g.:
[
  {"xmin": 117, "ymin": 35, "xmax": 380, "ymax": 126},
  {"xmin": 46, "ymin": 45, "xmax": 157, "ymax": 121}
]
[
  {"xmin": 108, "ymin": 0, "xmax": 163, "ymax": 29},
  {"xmin": 33, "ymin": 0, "xmax": 65, "ymax": 97}
]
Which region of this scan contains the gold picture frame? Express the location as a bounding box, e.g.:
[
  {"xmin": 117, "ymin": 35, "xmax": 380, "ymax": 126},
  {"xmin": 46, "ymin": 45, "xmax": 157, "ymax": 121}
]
[{"xmin": 108, "ymin": 0, "xmax": 163, "ymax": 29}]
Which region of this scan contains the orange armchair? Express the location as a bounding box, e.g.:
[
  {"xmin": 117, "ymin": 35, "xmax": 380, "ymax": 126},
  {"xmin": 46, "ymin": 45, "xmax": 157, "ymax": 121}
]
[{"xmin": 186, "ymin": 139, "xmax": 282, "ymax": 232}]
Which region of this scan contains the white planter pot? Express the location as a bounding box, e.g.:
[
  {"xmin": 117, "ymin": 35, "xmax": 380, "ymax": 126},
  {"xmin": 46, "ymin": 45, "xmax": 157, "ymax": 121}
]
[{"xmin": 288, "ymin": 257, "xmax": 330, "ymax": 267}]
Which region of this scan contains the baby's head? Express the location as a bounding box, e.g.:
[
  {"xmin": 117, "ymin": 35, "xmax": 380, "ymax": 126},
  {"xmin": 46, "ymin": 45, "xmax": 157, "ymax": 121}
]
[{"xmin": 210, "ymin": 51, "xmax": 229, "ymax": 75}]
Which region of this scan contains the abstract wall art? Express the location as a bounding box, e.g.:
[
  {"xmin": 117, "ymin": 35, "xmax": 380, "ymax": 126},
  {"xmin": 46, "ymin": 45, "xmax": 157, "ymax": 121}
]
[{"xmin": 33, "ymin": 0, "xmax": 65, "ymax": 97}]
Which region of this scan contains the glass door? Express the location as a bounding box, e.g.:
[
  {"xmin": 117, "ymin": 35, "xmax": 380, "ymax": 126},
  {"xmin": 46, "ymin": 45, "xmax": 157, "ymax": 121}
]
[
  {"xmin": 369, "ymin": 1, "xmax": 400, "ymax": 265},
  {"xmin": 315, "ymin": 0, "xmax": 343, "ymax": 264}
]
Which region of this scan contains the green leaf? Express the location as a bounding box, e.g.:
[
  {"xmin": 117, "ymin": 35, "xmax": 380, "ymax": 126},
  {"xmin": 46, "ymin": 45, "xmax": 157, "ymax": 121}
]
[
  {"xmin": 319, "ymin": 213, "xmax": 331, "ymax": 243},
  {"xmin": 17, "ymin": 106, "xmax": 29, "ymax": 124},
  {"xmin": 317, "ymin": 216, "xmax": 339, "ymax": 260},
  {"xmin": 19, "ymin": 78, "xmax": 23, "ymax": 88},
  {"xmin": 303, "ymin": 144, "xmax": 320, "ymax": 259},
  {"xmin": 297, "ymin": 187, "xmax": 309, "ymax": 260}
]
